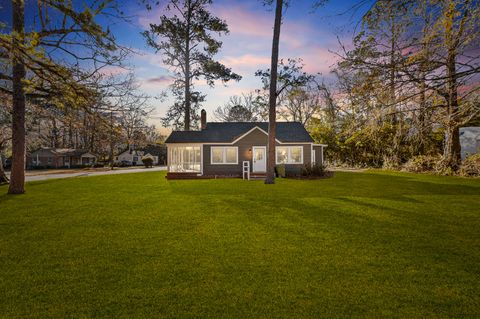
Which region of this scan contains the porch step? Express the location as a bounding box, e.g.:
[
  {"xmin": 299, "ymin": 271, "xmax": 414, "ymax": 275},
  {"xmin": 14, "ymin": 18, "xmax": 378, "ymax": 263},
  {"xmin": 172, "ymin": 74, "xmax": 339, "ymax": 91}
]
[
  {"xmin": 249, "ymin": 173, "xmax": 266, "ymax": 180},
  {"xmin": 166, "ymin": 172, "xmax": 207, "ymax": 180}
]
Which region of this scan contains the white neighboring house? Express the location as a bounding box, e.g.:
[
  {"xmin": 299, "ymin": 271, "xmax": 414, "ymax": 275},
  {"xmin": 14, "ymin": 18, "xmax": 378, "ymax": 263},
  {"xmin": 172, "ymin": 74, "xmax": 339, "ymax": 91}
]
[
  {"xmin": 460, "ymin": 127, "xmax": 480, "ymax": 159},
  {"xmin": 115, "ymin": 145, "xmax": 164, "ymax": 166}
]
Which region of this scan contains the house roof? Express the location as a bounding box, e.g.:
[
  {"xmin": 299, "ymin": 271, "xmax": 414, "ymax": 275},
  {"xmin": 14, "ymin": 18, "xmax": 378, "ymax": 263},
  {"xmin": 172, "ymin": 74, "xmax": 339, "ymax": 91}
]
[
  {"xmin": 165, "ymin": 122, "xmax": 314, "ymax": 144},
  {"xmin": 117, "ymin": 144, "xmax": 165, "ymax": 157},
  {"xmin": 30, "ymin": 147, "xmax": 93, "ymax": 157},
  {"xmin": 142, "ymin": 144, "xmax": 165, "ymax": 156}
]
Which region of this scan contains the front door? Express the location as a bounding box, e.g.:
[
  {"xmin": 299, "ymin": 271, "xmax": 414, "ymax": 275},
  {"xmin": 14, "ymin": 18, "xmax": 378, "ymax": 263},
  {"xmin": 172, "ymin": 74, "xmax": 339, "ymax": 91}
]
[{"xmin": 252, "ymin": 146, "xmax": 266, "ymax": 172}]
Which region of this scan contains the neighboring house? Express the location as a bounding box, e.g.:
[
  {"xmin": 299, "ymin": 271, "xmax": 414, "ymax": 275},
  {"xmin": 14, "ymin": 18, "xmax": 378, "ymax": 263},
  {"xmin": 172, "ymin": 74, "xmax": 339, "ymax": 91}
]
[
  {"xmin": 460, "ymin": 127, "xmax": 480, "ymax": 159},
  {"xmin": 115, "ymin": 144, "xmax": 166, "ymax": 166},
  {"xmin": 165, "ymin": 110, "xmax": 326, "ymax": 179},
  {"xmin": 27, "ymin": 147, "xmax": 97, "ymax": 168}
]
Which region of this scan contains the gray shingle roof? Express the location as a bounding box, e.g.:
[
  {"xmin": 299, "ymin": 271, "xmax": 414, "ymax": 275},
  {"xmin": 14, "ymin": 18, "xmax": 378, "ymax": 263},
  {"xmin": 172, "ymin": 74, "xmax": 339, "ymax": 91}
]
[
  {"xmin": 165, "ymin": 122, "xmax": 314, "ymax": 143},
  {"xmin": 30, "ymin": 147, "xmax": 93, "ymax": 157},
  {"xmin": 142, "ymin": 144, "xmax": 166, "ymax": 156}
]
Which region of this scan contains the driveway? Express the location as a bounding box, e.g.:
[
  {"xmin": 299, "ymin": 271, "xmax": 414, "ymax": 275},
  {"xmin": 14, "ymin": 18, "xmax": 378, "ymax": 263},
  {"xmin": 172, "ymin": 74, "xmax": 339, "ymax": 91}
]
[{"xmin": 6, "ymin": 166, "xmax": 167, "ymax": 182}]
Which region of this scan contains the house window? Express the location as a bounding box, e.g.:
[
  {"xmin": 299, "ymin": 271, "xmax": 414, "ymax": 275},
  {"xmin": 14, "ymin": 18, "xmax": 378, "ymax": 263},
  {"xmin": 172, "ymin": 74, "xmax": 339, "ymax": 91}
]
[
  {"xmin": 133, "ymin": 156, "xmax": 138, "ymax": 162},
  {"xmin": 47, "ymin": 157, "xmax": 52, "ymax": 164},
  {"xmin": 211, "ymin": 147, "xmax": 238, "ymax": 164},
  {"xmin": 169, "ymin": 146, "xmax": 201, "ymax": 172},
  {"xmin": 276, "ymin": 147, "xmax": 288, "ymax": 164},
  {"xmin": 276, "ymin": 146, "xmax": 303, "ymax": 164}
]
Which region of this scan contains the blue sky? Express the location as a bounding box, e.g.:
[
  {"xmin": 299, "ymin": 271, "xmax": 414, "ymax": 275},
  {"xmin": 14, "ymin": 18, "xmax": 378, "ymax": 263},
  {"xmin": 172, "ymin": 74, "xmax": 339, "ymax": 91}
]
[{"xmin": 1, "ymin": 0, "xmax": 371, "ymax": 129}]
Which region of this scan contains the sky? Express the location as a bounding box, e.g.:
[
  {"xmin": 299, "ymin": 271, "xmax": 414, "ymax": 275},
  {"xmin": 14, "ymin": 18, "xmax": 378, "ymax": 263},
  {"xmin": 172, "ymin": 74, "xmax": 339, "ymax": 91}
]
[
  {"xmin": 1, "ymin": 0, "xmax": 371, "ymax": 131},
  {"xmin": 98, "ymin": 0, "xmax": 371, "ymax": 130}
]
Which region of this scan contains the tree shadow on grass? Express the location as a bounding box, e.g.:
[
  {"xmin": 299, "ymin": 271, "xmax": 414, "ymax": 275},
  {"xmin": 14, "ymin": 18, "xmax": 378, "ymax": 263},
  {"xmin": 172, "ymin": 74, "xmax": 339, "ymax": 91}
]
[
  {"xmin": 167, "ymin": 172, "xmax": 480, "ymax": 202},
  {"xmin": 320, "ymin": 172, "xmax": 480, "ymax": 199}
]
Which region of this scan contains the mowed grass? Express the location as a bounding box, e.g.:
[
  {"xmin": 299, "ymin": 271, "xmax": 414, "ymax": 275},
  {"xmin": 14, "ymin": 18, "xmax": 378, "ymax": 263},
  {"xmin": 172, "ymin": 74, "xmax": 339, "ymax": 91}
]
[{"xmin": 0, "ymin": 171, "xmax": 479, "ymax": 318}]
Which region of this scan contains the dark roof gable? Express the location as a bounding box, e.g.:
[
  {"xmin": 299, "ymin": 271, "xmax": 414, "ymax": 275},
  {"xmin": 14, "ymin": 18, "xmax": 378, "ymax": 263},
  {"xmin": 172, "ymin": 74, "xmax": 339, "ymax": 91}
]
[{"xmin": 165, "ymin": 122, "xmax": 313, "ymax": 144}]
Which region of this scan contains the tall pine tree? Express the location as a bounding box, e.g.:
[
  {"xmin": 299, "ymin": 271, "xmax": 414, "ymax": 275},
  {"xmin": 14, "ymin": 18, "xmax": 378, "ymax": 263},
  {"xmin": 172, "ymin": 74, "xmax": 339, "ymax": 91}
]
[{"xmin": 143, "ymin": 0, "xmax": 241, "ymax": 131}]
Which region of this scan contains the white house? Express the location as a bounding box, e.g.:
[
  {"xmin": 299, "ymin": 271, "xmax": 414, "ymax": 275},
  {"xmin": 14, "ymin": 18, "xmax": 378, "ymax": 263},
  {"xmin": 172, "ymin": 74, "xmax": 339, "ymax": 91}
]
[
  {"xmin": 115, "ymin": 145, "xmax": 166, "ymax": 166},
  {"xmin": 460, "ymin": 127, "xmax": 480, "ymax": 159}
]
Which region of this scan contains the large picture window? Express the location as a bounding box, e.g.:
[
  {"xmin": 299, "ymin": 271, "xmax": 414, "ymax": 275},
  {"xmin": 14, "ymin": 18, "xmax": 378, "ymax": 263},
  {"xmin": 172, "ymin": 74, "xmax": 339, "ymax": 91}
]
[
  {"xmin": 211, "ymin": 147, "xmax": 238, "ymax": 164},
  {"xmin": 276, "ymin": 146, "xmax": 303, "ymax": 164},
  {"xmin": 169, "ymin": 146, "xmax": 201, "ymax": 172}
]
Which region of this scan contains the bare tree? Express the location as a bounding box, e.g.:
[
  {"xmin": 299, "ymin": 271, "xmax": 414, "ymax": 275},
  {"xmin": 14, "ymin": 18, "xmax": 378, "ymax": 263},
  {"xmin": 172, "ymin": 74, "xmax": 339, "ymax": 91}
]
[
  {"xmin": 214, "ymin": 93, "xmax": 262, "ymax": 122},
  {"xmin": 1, "ymin": 0, "xmax": 128, "ymax": 194}
]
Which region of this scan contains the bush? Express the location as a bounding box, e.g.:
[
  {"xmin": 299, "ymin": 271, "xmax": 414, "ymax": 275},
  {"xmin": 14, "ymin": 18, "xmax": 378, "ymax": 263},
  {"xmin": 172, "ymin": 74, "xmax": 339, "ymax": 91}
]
[
  {"xmin": 382, "ymin": 156, "xmax": 402, "ymax": 170},
  {"xmin": 275, "ymin": 164, "xmax": 286, "ymax": 178},
  {"xmin": 93, "ymin": 163, "xmax": 104, "ymax": 168},
  {"xmin": 142, "ymin": 157, "xmax": 154, "ymax": 168},
  {"xmin": 403, "ymin": 155, "xmax": 441, "ymax": 173},
  {"xmin": 301, "ymin": 163, "xmax": 327, "ymax": 177},
  {"xmin": 460, "ymin": 154, "xmax": 480, "ymax": 177},
  {"xmin": 28, "ymin": 165, "xmax": 48, "ymax": 170},
  {"xmin": 433, "ymin": 159, "xmax": 456, "ymax": 176}
]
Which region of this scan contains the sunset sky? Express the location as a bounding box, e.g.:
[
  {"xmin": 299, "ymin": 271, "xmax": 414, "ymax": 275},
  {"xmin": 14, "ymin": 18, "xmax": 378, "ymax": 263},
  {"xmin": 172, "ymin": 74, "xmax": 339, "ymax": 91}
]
[
  {"xmin": 103, "ymin": 0, "xmax": 371, "ymax": 128},
  {"xmin": 2, "ymin": 0, "xmax": 371, "ymax": 129}
]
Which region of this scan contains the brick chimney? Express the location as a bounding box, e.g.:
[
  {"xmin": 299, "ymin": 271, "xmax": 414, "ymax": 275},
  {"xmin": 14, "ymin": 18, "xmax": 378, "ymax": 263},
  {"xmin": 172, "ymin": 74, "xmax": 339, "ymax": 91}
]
[{"xmin": 201, "ymin": 109, "xmax": 207, "ymax": 130}]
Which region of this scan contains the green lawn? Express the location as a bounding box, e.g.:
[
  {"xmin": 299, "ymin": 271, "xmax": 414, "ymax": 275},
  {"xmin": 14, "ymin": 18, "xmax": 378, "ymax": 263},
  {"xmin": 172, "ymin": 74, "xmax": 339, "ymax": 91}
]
[{"xmin": 0, "ymin": 171, "xmax": 479, "ymax": 318}]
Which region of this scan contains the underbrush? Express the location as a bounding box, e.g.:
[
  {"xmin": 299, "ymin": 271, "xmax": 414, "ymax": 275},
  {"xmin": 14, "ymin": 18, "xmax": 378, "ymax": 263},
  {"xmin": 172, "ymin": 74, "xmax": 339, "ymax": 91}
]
[
  {"xmin": 459, "ymin": 154, "xmax": 480, "ymax": 177},
  {"xmin": 402, "ymin": 154, "xmax": 480, "ymax": 177}
]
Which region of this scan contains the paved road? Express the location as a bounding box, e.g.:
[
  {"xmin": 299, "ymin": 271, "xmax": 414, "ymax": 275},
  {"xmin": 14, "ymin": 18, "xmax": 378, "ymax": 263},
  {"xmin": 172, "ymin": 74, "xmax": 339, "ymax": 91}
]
[{"xmin": 6, "ymin": 166, "xmax": 167, "ymax": 182}]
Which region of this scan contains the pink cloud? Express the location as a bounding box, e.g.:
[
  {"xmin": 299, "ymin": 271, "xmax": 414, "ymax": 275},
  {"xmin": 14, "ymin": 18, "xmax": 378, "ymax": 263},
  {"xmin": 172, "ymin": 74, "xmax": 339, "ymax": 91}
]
[
  {"xmin": 220, "ymin": 54, "xmax": 270, "ymax": 74},
  {"xmin": 214, "ymin": 4, "xmax": 273, "ymax": 39},
  {"xmin": 146, "ymin": 75, "xmax": 173, "ymax": 84},
  {"xmin": 138, "ymin": 76, "xmax": 173, "ymax": 92},
  {"xmin": 214, "ymin": 3, "xmax": 315, "ymax": 51},
  {"xmin": 298, "ymin": 48, "xmax": 338, "ymax": 74},
  {"xmin": 136, "ymin": 49, "xmax": 166, "ymax": 69},
  {"xmin": 99, "ymin": 65, "xmax": 130, "ymax": 76},
  {"xmin": 458, "ymin": 82, "xmax": 479, "ymax": 95}
]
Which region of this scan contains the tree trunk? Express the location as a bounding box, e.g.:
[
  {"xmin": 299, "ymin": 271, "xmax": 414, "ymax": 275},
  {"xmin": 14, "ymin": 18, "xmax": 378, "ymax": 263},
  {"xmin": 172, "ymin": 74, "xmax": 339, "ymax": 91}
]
[
  {"xmin": 90, "ymin": 113, "xmax": 96, "ymax": 152},
  {"xmin": 8, "ymin": 0, "xmax": 26, "ymax": 195},
  {"xmin": 417, "ymin": 80, "xmax": 426, "ymax": 155},
  {"xmin": 110, "ymin": 111, "xmax": 115, "ymax": 170},
  {"xmin": 444, "ymin": 85, "xmax": 461, "ymax": 169},
  {"xmin": 83, "ymin": 112, "xmax": 88, "ymax": 149},
  {"xmin": 265, "ymin": 0, "xmax": 283, "ymax": 184},
  {"xmin": 388, "ymin": 5, "xmax": 400, "ymax": 166},
  {"xmin": 52, "ymin": 117, "xmax": 58, "ymax": 147},
  {"xmin": 444, "ymin": 125, "xmax": 460, "ymax": 166},
  {"xmin": 68, "ymin": 121, "xmax": 73, "ymax": 148},
  {"xmin": 184, "ymin": 0, "xmax": 191, "ymax": 131},
  {"xmin": 417, "ymin": 13, "xmax": 430, "ymax": 156},
  {"xmin": 443, "ymin": 8, "xmax": 461, "ymax": 170}
]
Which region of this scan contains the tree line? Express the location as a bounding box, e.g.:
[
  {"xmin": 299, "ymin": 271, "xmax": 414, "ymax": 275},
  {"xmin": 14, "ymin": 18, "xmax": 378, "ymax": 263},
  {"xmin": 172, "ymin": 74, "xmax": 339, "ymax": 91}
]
[
  {"xmin": 211, "ymin": 0, "xmax": 480, "ymax": 177},
  {"xmin": 1, "ymin": 0, "xmax": 479, "ymax": 192},
  {"xmin": 0, "ymin": 1, "xmax": 161, "ymax": 193},
  {"xmin": 315, "ymin": 0, "xmax": 480, "ymax": 172}
]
